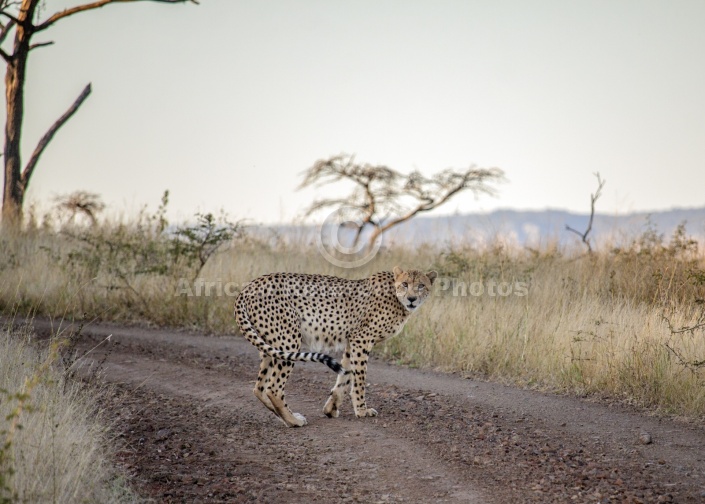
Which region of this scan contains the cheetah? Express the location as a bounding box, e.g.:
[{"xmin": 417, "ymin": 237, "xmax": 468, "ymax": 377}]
[{"xmin": 234, "ymin": 266, "xmax": 437, "ymax": 427}]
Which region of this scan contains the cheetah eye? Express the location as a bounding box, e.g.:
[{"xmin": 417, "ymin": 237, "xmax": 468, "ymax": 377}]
[
  {"xmin": 418, "ymin": 284, "xmax": 426, "ymax": 291},
  {"xmin": 401, "ymin": 282, "xmax": 408, "ymax": 288}
]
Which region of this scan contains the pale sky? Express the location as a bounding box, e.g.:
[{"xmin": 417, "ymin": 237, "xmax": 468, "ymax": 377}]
[{"xmin": 13, "ymin": 0, "xmax": 705, "ymax": 224}]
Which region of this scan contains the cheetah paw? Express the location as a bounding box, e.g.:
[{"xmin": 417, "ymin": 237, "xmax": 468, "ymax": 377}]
[
  {"xmin": 323, "ymin": 399, "xmax": 340, "ymax": 418},
  {"xmin": 289, "ymin": 412, "xmax": 308, "ymax": 427},
  {"xmin": 355, "ymin": 407, "xmax": 378, "ymax": 418}
]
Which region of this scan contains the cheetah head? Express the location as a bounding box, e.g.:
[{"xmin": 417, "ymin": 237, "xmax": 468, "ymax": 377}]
[{"xmin": 393, "ymin": 266, "xmax": 438, "ymax": 312}]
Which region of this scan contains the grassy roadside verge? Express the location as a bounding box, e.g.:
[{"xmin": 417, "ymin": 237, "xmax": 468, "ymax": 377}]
[
  {"xmin": 0, "ymin": 321, "xmax": 140, "ymax": 503},
  {"xmin": 1, "ymin": 215, "xmax": 705, "ymax": 420}
]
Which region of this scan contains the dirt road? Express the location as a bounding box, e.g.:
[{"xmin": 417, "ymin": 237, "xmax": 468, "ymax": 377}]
[{"xmin": 31, "ymin": 320, "xmax": 705, "ymax": 503}]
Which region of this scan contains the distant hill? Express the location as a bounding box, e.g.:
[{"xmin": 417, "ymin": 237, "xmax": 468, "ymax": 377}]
[
  {"xmin": 381, "ymin": 207, "xmax": 705, "ymax": 248},
  {"xmin": 259, "ymin": 207, "xmax": 705, "ymax": 250}
]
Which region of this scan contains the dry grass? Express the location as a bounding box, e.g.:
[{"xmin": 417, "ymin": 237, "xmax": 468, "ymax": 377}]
[
  {"xmin": 0, "ymin": 323, "xmax": 139, "ymax": 503},
  {"xmin": 385, "ymin": 249, "xmax": 705, "ymax": 417},
  {"xmin": 1, "ymin": 216, "xmax": 705, "ymax": 420}
]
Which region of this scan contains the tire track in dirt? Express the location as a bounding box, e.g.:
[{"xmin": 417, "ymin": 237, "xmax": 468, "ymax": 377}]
[
  {"xmin": 28, "ymin": 320, "xmax": 705, "ymax": 502},
  {"xmin": 98, "ymin": 350, "xmax": 482, "ymax": 503}
]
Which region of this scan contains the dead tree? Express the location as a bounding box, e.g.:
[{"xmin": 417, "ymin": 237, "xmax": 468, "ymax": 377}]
[
  {"xmin": 299, "ymin": 154, "xmax": 505, "ymax": 249},
  {"xmin": 565, "ymin": 172, "xmax": 605, "ymax": 254},
  {"xmin": 1, "ymin": 0, "xmax": 197, "ymax": 229}
]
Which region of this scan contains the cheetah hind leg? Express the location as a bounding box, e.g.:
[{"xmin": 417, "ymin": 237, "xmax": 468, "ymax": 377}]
[
  {"xmin": 253, "ymin": 356, "xmax": 277, "ymax": 414},
  {"xmin": 266, "ymin": 359, "xmax": 307, "ymax": 427},
  {"xmin": 323, "ymin": 352, "xmax": 351, "ymax": 418},
  {"xmin": 253, "ymin": 357, "xmax": 303, "ymax": 427}
]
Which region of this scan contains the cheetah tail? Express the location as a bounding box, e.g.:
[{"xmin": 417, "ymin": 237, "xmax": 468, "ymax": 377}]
[{"xmin": 235, "ymin": 294, "xmax": 347, "ymax": 376}]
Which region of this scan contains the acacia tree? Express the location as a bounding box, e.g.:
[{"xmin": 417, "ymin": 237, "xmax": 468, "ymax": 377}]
[
  {"xmin": 54, "ymin": 190, "xmax": 105, "ymax": 227},
  {"xmin": 0, "ymin": 0, "xmax": 197, "ymax": 228},
  {"xmin": 300, "ymin": 154, "xmax": 505, "ymax": 248}
]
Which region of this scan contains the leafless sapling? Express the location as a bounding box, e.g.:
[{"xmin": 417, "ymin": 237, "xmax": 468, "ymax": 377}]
[{"xmin": 565, "ymin": 172, "xmax": 605, "ymax": 254}]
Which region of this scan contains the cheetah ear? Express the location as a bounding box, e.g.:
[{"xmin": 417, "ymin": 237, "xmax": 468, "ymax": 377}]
[
  {"xmin": 426, "ymin": 271, "xmax": 438, "ymax": 285},
  {"xmin": 392, "ymin": 266, "xmax": 404, "ymax": 278}
]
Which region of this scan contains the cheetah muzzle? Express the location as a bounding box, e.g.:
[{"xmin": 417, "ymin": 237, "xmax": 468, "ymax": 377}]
[{"xmin": 234, "ymin": 266, "xmax": 437, "ymax": 427}]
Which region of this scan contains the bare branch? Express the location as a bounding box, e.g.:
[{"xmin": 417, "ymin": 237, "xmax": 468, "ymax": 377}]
[
  {"xmin": 303, "ymin": 197, "xmax": 356, "ymax": 217},
  {"xmin": 0, "ymin": 17, "xmax": 15, "ymax": 46},
  {"xmin": 29, "ymin": 40, "xmax": 54, "ymax": 50},
  {"xmin": 367, "ymin": 166, "xmax": 504, "ymax": 245},
  {"xmin": 661, "ymin": 311, "xmax": 705, "ymax": 335},
  {"xmin": 564, "ymin": 225, "xmax": 590, "ymax": 252},
  {"xmin": 35, "ymin": 0, "xmax": 198, "ymax": 32},
  {"xmin": 21, "ymin": 83, "xmax": 92, "ymax": 188},
  {"xmin": 664, "ymin": 342, "xmax": 705, "ymax": 373},
  {"xmin": 299, "ymin": 154, "xmax": 401, "ymax": 191},
  {"xmin": 299, "ymin": 154, "xmax": 405, "ymax": 221},
  {"xmin": 0, "ymin": 10, "xmax": 20, "ymax": 25},
  {"xmin": 565, "ymin": 172, "xmax": 605, "ymax": 254},
  {"xmin": 0, "ymin": 17, "xmax": 15, "ymax": 61}
]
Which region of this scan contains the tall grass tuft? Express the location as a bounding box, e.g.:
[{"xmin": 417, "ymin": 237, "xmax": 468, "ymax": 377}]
[{"xmin": 0, "ymin": 323, "xmax": 139, "ymax": 503}]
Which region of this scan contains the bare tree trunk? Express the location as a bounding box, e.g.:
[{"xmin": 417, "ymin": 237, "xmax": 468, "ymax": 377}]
[
  {"xmin": 2, "ymin": 13, "xmax": 31, "ymax": 228},
  {"xmin": 2, "ymin": 0, "xmax": 41, "ymax": 228}
]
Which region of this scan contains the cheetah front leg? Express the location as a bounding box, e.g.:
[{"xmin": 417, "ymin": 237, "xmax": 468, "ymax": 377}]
[{"xmin": 348, "ymin": 341, "xmax": 377, "ymax": 418}]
